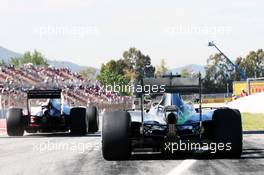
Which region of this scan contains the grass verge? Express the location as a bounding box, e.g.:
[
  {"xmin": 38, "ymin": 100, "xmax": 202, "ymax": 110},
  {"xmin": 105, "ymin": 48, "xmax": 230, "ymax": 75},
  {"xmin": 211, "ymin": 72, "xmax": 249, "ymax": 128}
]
[{"xmin": 242, "ymin": 113, "xmax": 264, "ymax": 131}]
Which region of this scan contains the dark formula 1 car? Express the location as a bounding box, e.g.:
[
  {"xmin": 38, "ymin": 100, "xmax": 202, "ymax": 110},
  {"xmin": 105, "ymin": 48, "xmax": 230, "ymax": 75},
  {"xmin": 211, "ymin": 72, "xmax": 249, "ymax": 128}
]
[
  {"xmin": 102, "ymin": 75, "xmax": 243, "ymax": 160},
  {"xmin": 6, "ymin": 89, "xmax": 99, "ymax": 136}
]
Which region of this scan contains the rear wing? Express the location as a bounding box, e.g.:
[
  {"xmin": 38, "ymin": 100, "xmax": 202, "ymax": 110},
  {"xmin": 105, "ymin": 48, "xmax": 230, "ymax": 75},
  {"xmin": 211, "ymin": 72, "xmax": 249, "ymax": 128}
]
[
  {"xmin": 142, "ymin": 76, "xmax": 201, "ymax": 94},
  {"xmin": 27, "ymin": 89, "xmax": 62, "ymax": 99}
]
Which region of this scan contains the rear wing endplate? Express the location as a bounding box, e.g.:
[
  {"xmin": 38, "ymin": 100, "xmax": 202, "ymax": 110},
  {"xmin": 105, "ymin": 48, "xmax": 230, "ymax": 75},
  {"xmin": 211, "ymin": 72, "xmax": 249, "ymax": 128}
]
[{"xmin": 27, "ymin": 89, "xmax": 62, "ymax": 99}]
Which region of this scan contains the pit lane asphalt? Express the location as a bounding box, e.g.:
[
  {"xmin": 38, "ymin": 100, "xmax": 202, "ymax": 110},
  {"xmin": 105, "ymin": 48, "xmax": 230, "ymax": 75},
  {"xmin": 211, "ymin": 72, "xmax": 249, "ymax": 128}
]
[{"xmin": 0, "ymin": 129, "xmax": 263, "ymax": 174}]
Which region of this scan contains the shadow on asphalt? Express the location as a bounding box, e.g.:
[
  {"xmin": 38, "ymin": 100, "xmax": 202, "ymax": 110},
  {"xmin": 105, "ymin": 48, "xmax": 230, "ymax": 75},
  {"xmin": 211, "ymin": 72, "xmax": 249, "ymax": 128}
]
[
  {"xmin": 129, "ymin": 148, "xmax": 264, "ymax": 160},
  {"xmin": 243, "ymin": 131, "xmax": 264, "ymax": 134},
  {"xmin": 240, "ymin": 148, "xmax": 264, "ymax": 159},
  {"xmin": 0, "ymin": 131, "xmax": 101, "ymax": 138}
]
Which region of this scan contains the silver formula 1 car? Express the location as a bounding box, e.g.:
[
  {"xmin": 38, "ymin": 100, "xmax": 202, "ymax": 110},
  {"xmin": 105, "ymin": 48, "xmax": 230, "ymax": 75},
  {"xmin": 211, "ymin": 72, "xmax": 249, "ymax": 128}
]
[
  {"xmin": 6, "ymin": 89, "xmax": 99, "ymax": 136},
  {"xmin": 102, "ymin": 75, "xmax": 243, "ymax": 160}
]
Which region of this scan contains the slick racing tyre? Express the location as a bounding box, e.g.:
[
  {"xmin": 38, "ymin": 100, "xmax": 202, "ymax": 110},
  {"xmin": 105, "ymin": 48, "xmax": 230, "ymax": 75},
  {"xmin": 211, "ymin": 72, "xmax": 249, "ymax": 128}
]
[
  {"xmin": 102, "ymin": 111, "xmax": 131, "ymax": 160},
  {"xmin": 212, "ymin": 108, "xmax": 243, "ymax": 158},
  {"xmin": 6, "ymin": 108, "xmax": 25, "ymax": 136},
  {"xmin": 87, "ymin": 106, "xmax": 99, "ymax": 133},
  {"xmin": 70, "ymin": 107, "xmax": 87, "ymax": 135}
]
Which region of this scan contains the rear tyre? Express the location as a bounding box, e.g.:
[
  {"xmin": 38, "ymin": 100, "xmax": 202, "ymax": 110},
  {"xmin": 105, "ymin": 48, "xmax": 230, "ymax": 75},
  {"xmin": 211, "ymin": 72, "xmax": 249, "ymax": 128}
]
[
  {"xmin": 70, "ymin": 107, "xmax": 87, "ymax": 135},
  {"xmin": 6, "ymin": 108, "xmax": 24, "ymax": 136},
  {"xmin": 212, "ymin": 108, "xmax": 243, "ymax": 158},
  {"xmin": 102, "ymin": 111, "xmax": 131, "ymax": 160},
  {"xmin": 87, "ymin": 106, "xmax": 99, "ymax": 133}
]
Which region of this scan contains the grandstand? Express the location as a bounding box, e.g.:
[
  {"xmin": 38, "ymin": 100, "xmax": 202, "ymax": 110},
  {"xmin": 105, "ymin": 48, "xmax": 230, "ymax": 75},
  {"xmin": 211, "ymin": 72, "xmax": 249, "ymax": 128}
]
[{"xmin": 0, "ymin": 64, "xmax": 130, "ymax": 114}]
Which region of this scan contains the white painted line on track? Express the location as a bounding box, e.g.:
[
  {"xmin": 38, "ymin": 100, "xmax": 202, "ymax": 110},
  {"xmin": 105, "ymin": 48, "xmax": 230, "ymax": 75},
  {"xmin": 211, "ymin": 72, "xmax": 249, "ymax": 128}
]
[{"xmin": 166, "ymin": 159, "xmax": 196, "ymax": 175}]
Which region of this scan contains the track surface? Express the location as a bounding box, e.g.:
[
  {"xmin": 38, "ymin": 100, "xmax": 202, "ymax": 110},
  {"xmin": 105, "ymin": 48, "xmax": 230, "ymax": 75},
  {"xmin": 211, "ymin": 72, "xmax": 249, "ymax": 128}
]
[{"xmin": 0, "ymin": 131, "xmax": 263, "ymax": 175}]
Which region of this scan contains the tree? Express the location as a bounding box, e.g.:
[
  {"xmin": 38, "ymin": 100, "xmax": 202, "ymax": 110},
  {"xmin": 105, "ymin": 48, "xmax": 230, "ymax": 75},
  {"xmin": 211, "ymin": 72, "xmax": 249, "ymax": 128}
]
[
  {"xmin": 31, "ymin": 50, "xmax": 48, "ymax": 66},
  {"xmin": 180, "ymin": 68, "xmax": 192, "ymax": 78},
  {"xmin": 21, "ymin": 51, "xmax": 32, "ymax": 64},
  {"xmin": 96, "ymin": 59, "xmax": 130, "ymax": 95},
  {"xmin": 80, "ymin": 67, "xmax": 97, "ymax": 80},
  {"xmin": 234, "ymin": 49, "xmax": 264, "ymax": 79},
  {"xmin": 122, "ymin": 47, "xmax": 155, "ymax": 80},
  {"xmin": 203, "ymin": 53, "xmax": 232, "ymax": 93},
  {"xmin": 155, "ymin": 59, "xmax": 168, "ymax": 77},
  {"xmin": 96, "ymin": 48, "xmax": 155, "ymax": 94},
  {"xmin": 0, "ymin": 59, "xmax": 6, "ymax": 66},
  {"xmin": 234, "ymin": 56, "xmax": 244, "ymax": 81},
  {"xmin": 204, "ymin": 49, "xmax": 264, "ymax": 92},
  {"xmin": 243, "ymin": 49, "xmax": 264, "ymax": 78},
  {"xmin": 10, "ymin": 57, "xmax": 21, "ymax": 67},
  {"xmin": 8, "ymin": 50, "xmax": 49, "ymax": 67},
  {"xmin": 97, "ymin": 68, "xmax": 129, "ymax": 87}
]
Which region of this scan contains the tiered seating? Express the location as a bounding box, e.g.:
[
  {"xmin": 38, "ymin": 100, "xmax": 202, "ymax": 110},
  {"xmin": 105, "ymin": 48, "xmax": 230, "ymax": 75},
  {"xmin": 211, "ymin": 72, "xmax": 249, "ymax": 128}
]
[{"xmin": 0, "ymin": 64, "xmax": 124, "ymax": 107}]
